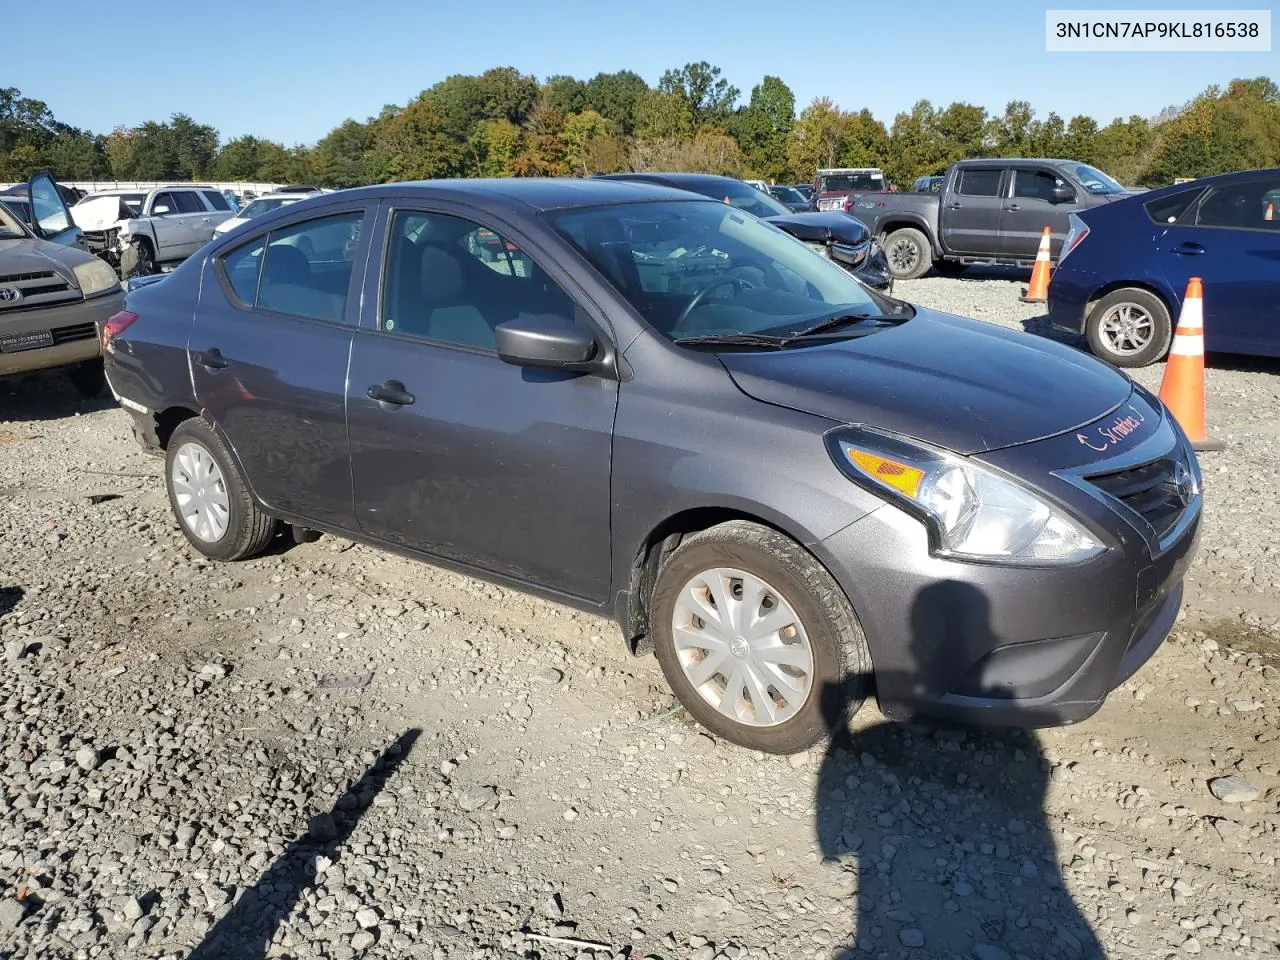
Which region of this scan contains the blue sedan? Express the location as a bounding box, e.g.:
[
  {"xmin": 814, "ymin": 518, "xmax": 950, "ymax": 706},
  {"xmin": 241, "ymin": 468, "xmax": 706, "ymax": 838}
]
[{"xmin": 1048, "ymin": 168, "xmax": 1280, "ymax": 367}]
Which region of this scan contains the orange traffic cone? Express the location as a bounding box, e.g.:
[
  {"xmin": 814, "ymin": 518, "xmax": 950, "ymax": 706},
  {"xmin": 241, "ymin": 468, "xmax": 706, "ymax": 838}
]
[
  {"xmin": 1019, "ymin": 226, "xmax": 1053, "ymax": 303},
  {"xmin": 1266, "ymin": 202, "xmax": 1274, "ymax": 221},
  {"xmin": 1158, "ymin": 277, "xmax": 1223, "ymax": 452}
]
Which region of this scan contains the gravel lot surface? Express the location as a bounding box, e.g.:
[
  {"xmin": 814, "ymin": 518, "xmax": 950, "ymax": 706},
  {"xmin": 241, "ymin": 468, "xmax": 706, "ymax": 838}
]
[{"xmin": 1, "ymin": 272, "xmax": 1277, "ymax": 960}]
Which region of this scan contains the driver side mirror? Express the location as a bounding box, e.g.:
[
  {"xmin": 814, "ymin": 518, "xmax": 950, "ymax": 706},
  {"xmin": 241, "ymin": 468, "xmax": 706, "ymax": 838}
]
[
  {"xmin": 1051, "ymin": 186, "xmax": 1075, "ymax": 203},
  {"xmin": 152, "ymin": 204, "xmax": 172, "ymax": 216},
  {"xmin": 495, "ymin": 313, "xmax": 598, "ymax": 369}
]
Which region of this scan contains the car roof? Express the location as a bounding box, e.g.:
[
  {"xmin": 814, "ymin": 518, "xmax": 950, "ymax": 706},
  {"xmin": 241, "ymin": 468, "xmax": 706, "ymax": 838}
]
[
  {"xmin": 320, "ymin": 177, "xmax": 712, "ymax": 213},
  {"xmin": 597, "ymin": 172, "xmax": 747, "ymax": 190}
]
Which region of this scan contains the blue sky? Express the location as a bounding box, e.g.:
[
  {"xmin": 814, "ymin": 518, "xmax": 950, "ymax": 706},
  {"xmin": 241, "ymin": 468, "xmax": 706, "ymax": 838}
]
[{"xmin": 8, "ymin": 0, "xmax": 1275, "ymax": 146}]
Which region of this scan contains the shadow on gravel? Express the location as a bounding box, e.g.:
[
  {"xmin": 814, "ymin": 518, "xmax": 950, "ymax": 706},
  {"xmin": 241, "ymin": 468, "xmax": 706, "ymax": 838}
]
[
  {"xmin": 817, "ymin": 581, "xmax": 1107, "ymax": 959},
  {"xmin": 1019, "ymin": 314, "xmax": 1087, "ymax": 349},
  {"xmin": 0, "ymin": 586, "xmax": 22, "ymax": 619},
  {"xmin": 186, "ymin": 728, "xmax": 421, "ymax": 960},
  {"xmin": 0, "ymin": 371, "xmax": 117, "ymax": 423}
]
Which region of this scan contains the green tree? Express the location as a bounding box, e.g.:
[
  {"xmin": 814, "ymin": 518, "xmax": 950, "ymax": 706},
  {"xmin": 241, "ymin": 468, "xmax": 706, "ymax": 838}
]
[
  {"xmin": 884, "ymin": 100, "xmax": 944, "ymax": 186},
  {"xmin": 987, "ymin": 100, "xmax": 1035, "ymax": 155},
  {"xmin": 658, "ymin": 62, "xmax": 739, "ymax": 128},
  {"xmin": 635, "ymin": 90, "xmax": 693, "ymax": 141},
  {"xmin": 478, "ymin": 67, "xmax": 540, "ymax": 125},
  {"xmin": 561, "ymin": 110, "xmax": 611, "ymax": 177},
  {"xmin": 839, "ymin": 109, "xmax": 891, "ymax": 170},
  {"xmin": 474, "ymin": 118, "xmax": 525, "ymax": 177},
  {"xmin": 736, "ymin": 76, "xmax": 795, "ymax": 181},
  {"xmin": 1063, "ymin": 115, "xmax": 1099, "ymax": 164},
  {"xmin": 1029, "ymin": 111, "xmax": 1066, "ymax": 156},
  {"xmin": 583, "ymin": 70, "xmax": 650, "ymax": 135},
  {"xmin": 423, "ymin": 74, "xmax": 488, "ymax": 147},
  {"xmin": 167, "ymin": 113, "xmax": 218, "ymax": 179},
  {"xmin": 787, "ymin": 97, "xmax": 849, "ymax": 181},
  {"xmin": 366, "ymin": 96, "xmax": 460, "ymax": 182},
  {"xmin": 542, "ymin": 75, "xmax": 587, "ymax": 116},
  {"xmin": 312, "ymin": 119, "xmax": 374, "ymax": 188},
  {"xmin": 933, "ymin": 102, "xmax": 988, "ymax": 164},
  {"xmin": 214, "ymin": 135, "xmax": 269, "ymax": 179}
]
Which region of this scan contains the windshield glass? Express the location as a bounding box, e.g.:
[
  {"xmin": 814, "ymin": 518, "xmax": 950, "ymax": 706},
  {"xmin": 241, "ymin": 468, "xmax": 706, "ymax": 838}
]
[
  {"xmin": 240, "ymin": 197, "xmax": 293, "ymax": 219},
  {"xmin": 1069, "ymin": 164, "xmax": 1127, "ymax": 195},
  {"xmin": 770, "ymin": 186, "xmax": 806, "ymax": 204},
  {"xmin": 819, "ymin": 172, "xmax": 885, "ymax": 193},
  {"xmin": 677, "ymin": 180, "xmax": 791, "ymax": 219},
  {"xmin": 83, "ymin": 192, "xmax": 146, "ymax": 216},
  {"xmin": 547, "ymin": 200, "xmax": 891, "ymax": 342}
]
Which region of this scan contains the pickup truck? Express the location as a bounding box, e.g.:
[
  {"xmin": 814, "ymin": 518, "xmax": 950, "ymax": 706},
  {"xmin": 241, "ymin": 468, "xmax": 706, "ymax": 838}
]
[
  {"xmin": 70, "ymin": 185, "xmax": 237, "ymax": 278},
  {"xmin": 844, "ymin": 158, "xmax": 1142, "ymax": 280}
]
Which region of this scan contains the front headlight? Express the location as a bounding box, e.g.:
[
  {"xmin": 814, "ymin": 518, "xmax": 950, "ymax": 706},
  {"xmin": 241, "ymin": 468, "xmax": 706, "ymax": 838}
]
[
  {"xmin": 72, "ymin": 258, "xmax": 122, "ymax": 297},
  {"xmin": 828, "ymin": 427, "xmax": 1104, "ymax": 565}
]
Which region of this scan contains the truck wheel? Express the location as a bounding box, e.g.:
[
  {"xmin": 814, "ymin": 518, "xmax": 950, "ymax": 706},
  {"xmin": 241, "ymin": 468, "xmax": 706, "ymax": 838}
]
[
  {"xmin": 1085, "ymin": 288, "xmax": 1172, "ymax": 369},
  {"xmin": 66, "ymin": 359, "xmax": 106, "ymax": 398},
  {"xmin": 882, "ymin": 228, "xmax": 931, "ymax": 280},
  {"xmin": 121, "ymin": 239, "xmax": 157, "ymax": 279},
  {"xmin": 649, "ymin": 520, "xmax": 873, "ymax": 754}
]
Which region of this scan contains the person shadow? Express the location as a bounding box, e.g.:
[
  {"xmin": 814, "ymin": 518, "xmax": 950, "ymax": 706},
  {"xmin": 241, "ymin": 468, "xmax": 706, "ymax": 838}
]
[{"xmin": 816, "ymin": 581, "xmax": 1108, "ymax": 959}]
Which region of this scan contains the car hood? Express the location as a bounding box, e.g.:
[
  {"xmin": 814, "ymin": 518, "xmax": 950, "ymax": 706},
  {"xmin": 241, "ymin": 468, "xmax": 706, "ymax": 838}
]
[
  {"xmin": 0, "ymin": 236, "xmax": 88, "ymax": 280},
  {"xmin": 717, "ymin": 307, "xmax": 1133, "ymax": 455},
  {"xmin": 764, "ymin": 211, "xmax": 870, "ymax": 245}
]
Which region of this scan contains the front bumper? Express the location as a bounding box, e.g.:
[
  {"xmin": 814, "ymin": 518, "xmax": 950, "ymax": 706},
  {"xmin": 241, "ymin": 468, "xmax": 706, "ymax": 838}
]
[
  {"xmin": 832, "ymin": 243, "xmax": 894, "ymax": 294},
  {"xmin": 0, "ymin": 291, "xmax": 122, "ymax": 377},
  {"xmin": 813, "ymin": 392, "xmax": 1201, "ymax": 728}
]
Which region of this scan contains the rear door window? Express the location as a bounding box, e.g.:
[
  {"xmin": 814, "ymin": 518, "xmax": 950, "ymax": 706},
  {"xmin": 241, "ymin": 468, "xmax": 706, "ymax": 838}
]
[
  {"xmin": 202, "ymin": 190, "xmax": 232, "ymax": 211},
  {"xmin": 171, "ymin": 192, "xmax": 206, "ymax": 214},
  {"xmin": 956, "ymin": 168, "xmax": 1003, "ymax": 197},
  {"xmin": 1193, "ymin": 177, "xmax": 1280, "ymax": 230}
]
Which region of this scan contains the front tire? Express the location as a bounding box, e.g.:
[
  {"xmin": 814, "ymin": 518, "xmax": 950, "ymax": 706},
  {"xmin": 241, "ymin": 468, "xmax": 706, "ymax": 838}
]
[
  {"xmin": 120, "ymin": 238, "xmax": 157, "ymax": 280},
  {"xmin": 1085, "ymin": 288, "xmax": 1172, "ymax": 368},
  {"xmin": 881, "ymin": 228, "xmax": 931, "ymax": 280},
  {"xmin": 650, "ymin": 520, "xmax": 872, "ymax": 754},
  {"xmin": 164, "ymin": 419, "xmax": 277, "ymax": 561}
]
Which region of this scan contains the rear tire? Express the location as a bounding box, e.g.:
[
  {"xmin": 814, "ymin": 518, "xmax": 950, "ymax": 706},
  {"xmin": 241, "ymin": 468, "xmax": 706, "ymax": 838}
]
[
  {"xmin": 164, "ymin": 419, "xmax": 277, "ymax": 561},
  {"xmin": 66, "ymin": 359, "xmax": 105, "ymax": 398},
  {"xmin": 649, "ymin": 520, "xmax": 873, "ymax": 754},
  {"xmin": 1085, "ymin": 288, "xmax": 1172, "ymax": 369},
  {"xmin": 882, "ymin": 228, "xmax": 931, "ymax": 280}
]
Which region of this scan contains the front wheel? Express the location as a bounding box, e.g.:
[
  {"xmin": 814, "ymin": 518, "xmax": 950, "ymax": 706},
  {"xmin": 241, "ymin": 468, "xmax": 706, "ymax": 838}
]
[
  {"xmin": 650, "ymin": 520, "xmax": 873, "ymax": 754},
  {"xmin": 164, "ymin": 419, "xmax": 278, "ymax": 561},
  {"xmin": 1085, "ymin": 288, "xmax": 1173, "ymax": 368},
  {"xmin": 881, "ymin": 228, "xmax": 931, "ymax": 280}
]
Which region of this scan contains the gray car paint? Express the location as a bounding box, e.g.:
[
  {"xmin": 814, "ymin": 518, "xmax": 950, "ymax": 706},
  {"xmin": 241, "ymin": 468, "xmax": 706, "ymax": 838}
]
[{"xmin": 103, "ymin": 179, "xmax": 1202, "ymax": 728}]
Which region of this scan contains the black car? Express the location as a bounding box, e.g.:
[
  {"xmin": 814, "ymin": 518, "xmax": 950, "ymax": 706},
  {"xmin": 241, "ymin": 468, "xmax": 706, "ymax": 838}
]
[
  {"xmin": 767, "ymin": 184, "xmax": 814, "ymax": 213},
  {"xmin": 597, "ymin": 173, "xmax": 893, "ymax": 293},
  {"xmin": 102, "ymin": 177, "xmax": 1200, "ymax": 754},
  {"xmin": 791, "ymin": 183, "xmax": 815, "ymax": 202}
]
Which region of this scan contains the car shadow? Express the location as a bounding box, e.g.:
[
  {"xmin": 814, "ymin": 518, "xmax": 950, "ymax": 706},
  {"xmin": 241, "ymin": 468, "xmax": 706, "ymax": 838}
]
[
  {"xmin": 931, "ymin": 264, "xmax": 1028, "ymax": 282},
  {"xmin": 184, "ymin": 728, "xmax": 420, "ymax": 959},
  {"xmin": 0, "ymin": 586, "xmax": 22, "ymax": 619},
  {"xmin": 0, "ymin": 371, "xmax": 117, "ymax": 423},
  {"xmin": 815, "ymin": 580, "xmax": 1108, "ymax": 959}
]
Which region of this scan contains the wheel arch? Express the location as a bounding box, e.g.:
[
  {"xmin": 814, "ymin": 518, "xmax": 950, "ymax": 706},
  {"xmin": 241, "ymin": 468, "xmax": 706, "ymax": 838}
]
[{"xmin": 1083, "ymin": 279, "xmax": 1176, "ymax": 321}]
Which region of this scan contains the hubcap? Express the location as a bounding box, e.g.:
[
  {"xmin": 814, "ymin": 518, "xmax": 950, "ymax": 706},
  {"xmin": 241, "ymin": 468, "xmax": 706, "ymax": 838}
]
[
  {"xmin": 887, "ymin": 238, "xmax": 919, "ymax": 274},
  {"xmin": 671, "ymin": 567, "xmax": 815, "ymax": 727},
  {"xmin": 171, "ymin": 441, "xmax": 230, "ymax": 543},
  {"xmin": 1099, "ymin": 303, "xmax": 1154, "ymax": 355}
]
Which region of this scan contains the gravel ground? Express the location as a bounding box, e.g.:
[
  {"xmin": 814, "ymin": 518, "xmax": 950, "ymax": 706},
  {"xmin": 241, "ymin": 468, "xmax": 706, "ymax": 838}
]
[{"xmin": 0, "ymin": 273, "xmax": 1277, "ymax": 960}]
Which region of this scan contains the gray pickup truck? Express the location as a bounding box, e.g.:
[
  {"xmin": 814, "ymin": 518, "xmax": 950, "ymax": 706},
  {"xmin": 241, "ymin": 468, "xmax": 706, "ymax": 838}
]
[{"xmin": 846, "ymin": 158, "xmax": 1142, "ymax": 280}]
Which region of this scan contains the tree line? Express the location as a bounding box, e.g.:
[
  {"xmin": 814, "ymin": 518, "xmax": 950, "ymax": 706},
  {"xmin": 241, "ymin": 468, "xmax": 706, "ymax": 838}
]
[{"xmin": 2, "ymin": 69, "xmax": 1277, "ymax": 190}]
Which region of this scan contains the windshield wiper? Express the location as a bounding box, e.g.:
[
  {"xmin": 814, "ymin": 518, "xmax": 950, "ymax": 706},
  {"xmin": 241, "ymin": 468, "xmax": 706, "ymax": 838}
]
[
  {"xmin": 781, "ymin": 309, "xmax": 912, "ymax": 341},
  {"xmin": 672, "ymin": 333, "xmax": 790, "ymax": 349}
]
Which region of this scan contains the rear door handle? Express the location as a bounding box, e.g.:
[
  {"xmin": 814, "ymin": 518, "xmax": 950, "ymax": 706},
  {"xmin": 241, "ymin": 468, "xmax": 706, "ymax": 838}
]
[
  {"xmin": 1173, "ymin": 241, "xmax": 1205, "ymax": 255},
  {"xmin": 947, "ymin": 202, "xmax": 963, "ymax": 209},
  {"xmin": 195, "ymin": 348, "xmax": 228, "ymax": 370},
  {"xmin": 367, "ymin": 380, "xmax": 415, "ymax": 407},
  {"xmin": 1004, "ymin": 203, "xmax": 1021, "ymax": 211}
]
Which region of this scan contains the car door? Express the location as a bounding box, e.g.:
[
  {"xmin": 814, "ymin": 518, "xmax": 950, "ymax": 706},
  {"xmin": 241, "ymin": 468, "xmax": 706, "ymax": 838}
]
[
  {"xmin": 27, "ymin": 172, "xmax": 84, "ymax": 248},
  {"xmin": 940, "ymin": 166, "xmax": 1006, "ymax": 255},
  {"xmin": 147, "ymin": 191, "xmax": 188, "ymax": 259},
  {"xmin": 200, "ymin": 189, "xmax": 239, "ymax": 233},
  {"xmin": 1159, "ymin": 173, "xmax": 1280, "ymax": 355},
  {"xmin": 1000, "ymin": 166, "xmax": 1075, "ymax": 259},
  {"xmin": 346, "ymin": 203, "xmax": 617, "ymax": 601},
  {"xmin": 170, "ymin": 190, "xmax": 215, "ymax": 256},
  {"xmin": 188, "ymin": 202, "xmax": 372, "ymax": 528}
]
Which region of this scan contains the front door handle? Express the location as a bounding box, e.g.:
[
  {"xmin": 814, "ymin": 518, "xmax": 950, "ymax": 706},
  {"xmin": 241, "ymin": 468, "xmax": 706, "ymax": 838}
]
[
  {"xmin": 1004, "ymin": 203, "xmax": 1021, "ymax": 211},
  {"xmin": 947, "ymin": 202, "xmax": 963, "ymax": 209},
  {"xmin": 195, "ymin": 348, "xmax": 228, "ymax": 370},
  {"xmin": 367, "ymin": 380, "xmax": 415, "ymax": 407},
  {"xmin": 1173, "ymin": 241, "xmax": 1205, "ymax": 255}
]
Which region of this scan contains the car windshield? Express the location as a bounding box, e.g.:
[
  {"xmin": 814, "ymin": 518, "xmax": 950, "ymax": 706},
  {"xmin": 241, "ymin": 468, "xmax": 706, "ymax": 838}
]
[
  {"xmin": 676, "ymin": 181, "xmax": 791, "ymax": 219},
  {"xmin": 240, "ymin": 197, "xmax": 294, "ymax": 219},
  {"xmin": 1069, "ymin": 164, "xmax": 1127, "ymax": 195},
  {"xmin": 771, "ymin": 186, "xmax": 806, "ymax": 204},
  {"xmin": 819, "ymin": 172, "xmax": 885, "ymax": 193},
  {"xmin": 82, "ymin": 192, "xmax": 146, "ymax": 216},
  {"xmin": 0, "ymin": 201, "xmax": 27, "ymax": 238},
  {"xmin": 547, "ymin": 200, "xmax": 900, "ymax": 344}
]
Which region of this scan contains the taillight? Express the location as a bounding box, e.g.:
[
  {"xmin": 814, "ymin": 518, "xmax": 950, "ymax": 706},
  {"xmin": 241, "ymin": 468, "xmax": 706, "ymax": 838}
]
[
  {"xmin": 843, "ymin": 197, "xmax": 853, "ymax": 212},
  {"xmin": 1059, "ymin": 214, "xmax": 1090, "ymax": 264},
  {"xmin": 101, "ymin": 310, "xmax": 138, "ymax": 350}
]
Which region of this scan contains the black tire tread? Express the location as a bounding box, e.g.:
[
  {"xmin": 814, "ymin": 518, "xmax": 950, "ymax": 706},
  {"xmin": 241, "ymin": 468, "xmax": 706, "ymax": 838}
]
[{"xmin": 883, "ymin": 227, "xmax": 932, "ymax": 280}]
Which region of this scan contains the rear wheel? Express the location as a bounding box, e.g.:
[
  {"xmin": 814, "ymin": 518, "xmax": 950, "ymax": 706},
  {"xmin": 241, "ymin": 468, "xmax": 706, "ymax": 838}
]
[
  {"xmin": 66, "ymin": 358, "xmax": 105, "ymax": 398},
  {"xmin": 164, "ymin": 419, "xmax": 277, "ymax": 561},
  {"xmin": 1085, "ymin": 288, "xmax": 1172, "ymax": 368},
  {"xmin": 650, "ymin": 520, "xmax": 872, "ymax": 754},
  {"xmin": 881, "ymin": 228, "xmax": 931, "ymax": 280}
]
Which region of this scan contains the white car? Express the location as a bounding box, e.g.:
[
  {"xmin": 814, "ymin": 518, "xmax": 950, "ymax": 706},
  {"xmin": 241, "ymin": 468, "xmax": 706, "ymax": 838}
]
[{"xmin": 213, "ymin": 193, "xmax": 311, "ymax": 237}]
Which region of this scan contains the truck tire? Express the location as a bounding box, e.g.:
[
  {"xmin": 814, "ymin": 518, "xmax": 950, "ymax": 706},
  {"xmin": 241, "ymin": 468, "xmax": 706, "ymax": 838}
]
[
  {"xmin": 882, "ymin": 228, "xmax": 931, "ymax": 281},
  {"xmin": 121, "ymin": 238, "xmax": 157, "ymax": 280},
  {"xmin": 1085, "ymin": 288, "xmax": 1173, "ymax": 369}
]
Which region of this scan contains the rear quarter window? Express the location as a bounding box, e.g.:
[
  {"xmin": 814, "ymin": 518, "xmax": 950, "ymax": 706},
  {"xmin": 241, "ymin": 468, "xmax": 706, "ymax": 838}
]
[
  {"xmin": 202, "ymin": 190, "xmax": 232, "ymax": 211},
  {"xmin": 1144, "ymin": 187, "xmax": 1205, "ymax": 225}
]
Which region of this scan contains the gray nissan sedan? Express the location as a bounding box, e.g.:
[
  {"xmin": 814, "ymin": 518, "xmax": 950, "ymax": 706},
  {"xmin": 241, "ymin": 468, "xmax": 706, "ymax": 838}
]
[{"xmin": 101, "ymin": 179, "xmax": 1202, "ymax": 754}]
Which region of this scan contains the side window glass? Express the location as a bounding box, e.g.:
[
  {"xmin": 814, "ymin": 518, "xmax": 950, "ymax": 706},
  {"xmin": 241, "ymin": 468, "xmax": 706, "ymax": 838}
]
[
  {"xmin": 221, "ymin": 238, "xmax": 265, "ymax": 306},
  {"xmin": 202, "ymin": 190, "xmax": 231, "ymax": 211},
  {"xmin": 151, "ymin": 192, "xmax": 176, "ymax": 216},
  {"xmin": 256, "ymin": 212, "xmax": 364, "ymax": 324},
  {"xmin": 1013, "ymin": 170, "xmax": 1059, "ymax": 202},
  {"xmin": 29, "ymin": 174, "xmax": 72, "ymax": 236},
  {"xmin": 172, "ymin": 192, "xmax": 205, "ymax": 214},
  {"xmin": 1144, "ymin": 187, "xmax": 1205, "ymax": 225},
  {"xmin": 381, "ymin": 210, "xmax": 579, "ymax": 352},
  {"xmin": 956, "ymin": 169, "xmax": 1002, "ymax": 197},
  {"xmin": 1196, "ymin": 179, "xmax": 1280, "ymax": 230}
]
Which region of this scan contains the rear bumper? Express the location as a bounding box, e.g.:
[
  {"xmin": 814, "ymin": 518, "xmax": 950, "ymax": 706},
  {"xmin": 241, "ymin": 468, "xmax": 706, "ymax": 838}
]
[{"xmin": 0, "ymin": 292, "xmax": 121, "ymax": 376}]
